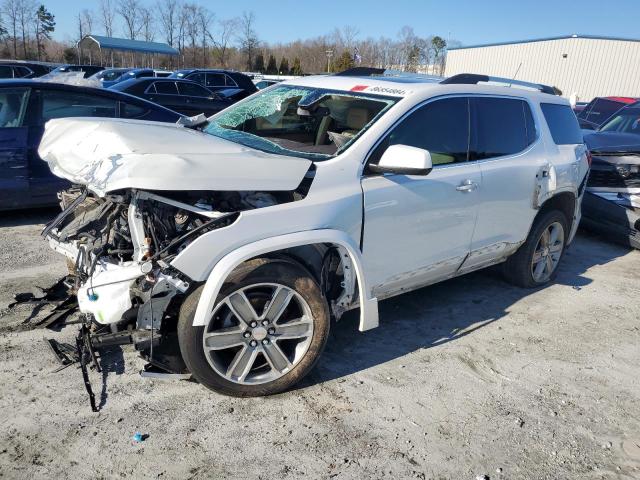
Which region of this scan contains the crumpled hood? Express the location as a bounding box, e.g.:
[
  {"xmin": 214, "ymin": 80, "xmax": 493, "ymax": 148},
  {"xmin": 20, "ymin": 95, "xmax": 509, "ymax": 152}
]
[{"xmin": 38, "ymin": 117, "xmax": 312, "ymax": 196}]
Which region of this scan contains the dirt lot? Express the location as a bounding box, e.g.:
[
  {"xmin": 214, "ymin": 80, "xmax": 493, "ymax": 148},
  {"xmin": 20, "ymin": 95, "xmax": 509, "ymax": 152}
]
[{"xmin": 0, "ymin": 209, "xmax": 639, "ymax": 480}]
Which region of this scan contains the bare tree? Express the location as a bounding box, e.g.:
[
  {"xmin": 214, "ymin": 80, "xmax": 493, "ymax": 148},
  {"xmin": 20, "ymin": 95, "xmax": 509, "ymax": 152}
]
[
  {"xmin": 156, "ymin": 0, "xmax": 177, "ymax": 47},
  {"xmin": 237, "ymin": 11, "xmax": 258, "ymax": 70},
  {"xmin": 211, "ymin": 17, "xmax": 237, "ymax": 67},
  {"xmin": 117, "ymin": 0, "xmax": 142, "ymax": 40},
  {"xmin": 80, "ymin": 9, "xmax": 94, "ymax": 35},
  {"xmin": 182, "ymin": 3, "xmax": 199, "ymax": 66},
  {"xmin": 18, "ymin": 0, "xmax": 35, "ymax": 58},
  {"xmin": 140, "ymin": 7, "xmax": 154, "ymax": 41},
  {"xmin": 2, "ymin": 0, "xmax": 19, "ymax": 57},
  {"xmin": 99, "ymin": 0, "xmax": 116, "ymax": 36},
  {"xmin": 197, "ymin": 6, "xmax": 213, "ymax": 66}
]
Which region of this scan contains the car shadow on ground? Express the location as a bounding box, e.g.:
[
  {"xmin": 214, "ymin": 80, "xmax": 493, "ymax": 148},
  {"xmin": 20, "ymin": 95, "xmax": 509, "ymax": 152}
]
[
  {"xmin": 97, "ymin": 346, "xmax": 126, "ymax": 410},
  {"xmin": 0, "ymin": 207, "xmax": 59, "ymax": 228},
  {"xmin": 300, "ymin": 233, "xmax": 632, "ymax": 388}
]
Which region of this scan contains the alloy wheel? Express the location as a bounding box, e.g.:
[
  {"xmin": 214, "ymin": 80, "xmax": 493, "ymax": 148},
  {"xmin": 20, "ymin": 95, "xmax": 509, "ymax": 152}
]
[
  {"xmin": 531, "ymin": 221, "xmax": 564, "ymax": 283},
  {"xmin": 202, "ymin": 283, "xmax": 314, "ymax": 385}
]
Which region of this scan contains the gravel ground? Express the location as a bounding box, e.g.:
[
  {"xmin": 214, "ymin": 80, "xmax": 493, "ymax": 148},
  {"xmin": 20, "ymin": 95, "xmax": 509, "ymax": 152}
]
[{"xmin": 0, "ymin": 209, "xmax": 639, "ymax": 480}]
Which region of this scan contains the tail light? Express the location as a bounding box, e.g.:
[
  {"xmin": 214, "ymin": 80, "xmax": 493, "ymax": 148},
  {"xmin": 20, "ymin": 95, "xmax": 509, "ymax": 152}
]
[{"xmin": 586, "ymin": 150, "xmax": 593, "ymax": 168}]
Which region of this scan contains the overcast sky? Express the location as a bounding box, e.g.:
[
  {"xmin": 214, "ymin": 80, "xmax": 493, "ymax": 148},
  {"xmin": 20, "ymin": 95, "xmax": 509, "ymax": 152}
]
[{"xmin": 48, "ymin": 0, "xmax": 640, "ymax": 46}]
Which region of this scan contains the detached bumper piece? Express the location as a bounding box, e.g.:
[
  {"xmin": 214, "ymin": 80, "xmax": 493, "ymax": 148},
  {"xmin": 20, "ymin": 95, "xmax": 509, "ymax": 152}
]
[
  {"xmin": 9, "ymin": 276, "xmax": 79, "ymax": 329},
  {"xmin": 581, "ymin": 192, "xmax": 640, "ymax": 249},
  {"xmin": 44, "ymin": 314, "xmax": 189, "ymax": 412}
]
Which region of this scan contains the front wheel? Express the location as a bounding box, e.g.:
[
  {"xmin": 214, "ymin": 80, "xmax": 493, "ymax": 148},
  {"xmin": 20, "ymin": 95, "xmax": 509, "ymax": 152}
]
[
  {"xmin": 178, "ymin": 258, "xmax": 330, "ymax": 397},
  {"xmin": 503, "ymin": 210, "xmax": 568, "ymax": 288}
]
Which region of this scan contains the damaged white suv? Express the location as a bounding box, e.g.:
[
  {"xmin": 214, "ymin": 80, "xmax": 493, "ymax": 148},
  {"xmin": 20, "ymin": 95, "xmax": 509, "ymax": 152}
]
[{"xmin": 39, "ymin": 72, "xmax": 589, "ymax": 398}]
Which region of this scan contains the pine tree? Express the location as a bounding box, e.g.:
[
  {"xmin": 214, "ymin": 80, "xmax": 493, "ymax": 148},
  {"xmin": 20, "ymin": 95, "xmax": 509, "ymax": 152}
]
[
  {"xmin": 333, "ymin": 51, "xmax": 354, "ymax": 73},
  {"xmin": 278, "ymin": 57, "xmax": 289, "ymax": 75},
  {"xmin": 265, "ymin": 54, "xmax": 277, "ymax": 74},
  {"xmin": 290, "ymin": 57, "xmax": 303, "ymax": 76},
  {"xmin": 253, "ymin": 53, "xmax": 265, "ymax": 73},
  {"xmin": 35, "ymin": 5, "xmax": 56, "ymax": 61}
]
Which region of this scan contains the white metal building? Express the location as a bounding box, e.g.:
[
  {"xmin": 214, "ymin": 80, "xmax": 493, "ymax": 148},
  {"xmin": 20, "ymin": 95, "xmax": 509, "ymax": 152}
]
[{"xmin": 445, "ymin": 35, "xmax": 640, "ymax": 102}]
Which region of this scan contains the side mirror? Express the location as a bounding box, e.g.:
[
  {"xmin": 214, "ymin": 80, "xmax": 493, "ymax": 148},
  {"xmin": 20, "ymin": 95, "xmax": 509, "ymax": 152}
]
[{"xmin": 369, "ymin": 144, "xmax": 433, "ymax": 176}]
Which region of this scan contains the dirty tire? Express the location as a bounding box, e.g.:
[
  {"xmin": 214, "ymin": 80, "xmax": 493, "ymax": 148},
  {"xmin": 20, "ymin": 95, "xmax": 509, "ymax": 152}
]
[
  {"xmin": 503, "ymin": 210, "xmax": 568, "ymax": 288},
  {"xmin": 178, "ymin": 258, "xmax": 330, "ymax": 397}
]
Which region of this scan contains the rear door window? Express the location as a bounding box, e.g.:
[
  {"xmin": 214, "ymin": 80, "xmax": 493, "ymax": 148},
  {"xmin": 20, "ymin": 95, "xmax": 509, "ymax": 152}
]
[
  {"xmin": 120, "ymin": 101, "xmax": 149, "ymax": 119},
  {"xmin": 154, "ymin": 82, "xmax": 179, "ymax": 95},
  {"xmin": 41, "ymin": 90, "xmax": 118, "ymax": 121},
  {"xmin": 13, "ymin": 66, "xmax": 32, "ymax": 78},
  {"xmin": 540, "ymin": 103, "xmax": 583, "ymax": 145},
  {"xmin": 470, "ymin": 97, "xmax": 535, "ymax": 160},
  {"xmin": 205, "ymin": 73, "xmax": 226, "ymax": 87},
  {"xmin": 0, "ymin": 88, "xmax": 30, "ymax": 127},
  {"xmin": 224, "ymin": 74, "xmax": 238, "ymax": 87},
  {"xmin": 187, "ymin": 72, "xmax": 205, "ymax": 84},
  {"xmin": 177, "ymin": 82, "xmax": 212, "ymax": 97},
  {"xmin": 0, "ymin": 66, "xmax": 14, "ymax": 79}
]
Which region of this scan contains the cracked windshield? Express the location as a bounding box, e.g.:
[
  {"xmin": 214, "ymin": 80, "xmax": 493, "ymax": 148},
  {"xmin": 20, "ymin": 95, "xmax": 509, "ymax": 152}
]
[{"xmin": 204, "ymin": 85, "xmax": 397, "ymax": 160}]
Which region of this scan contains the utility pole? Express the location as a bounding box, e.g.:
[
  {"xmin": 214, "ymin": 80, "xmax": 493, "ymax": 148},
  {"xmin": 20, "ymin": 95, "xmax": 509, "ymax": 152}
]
[{"xmin": 326, "ymin": 49, "xmax": 334, "ymax": 73}]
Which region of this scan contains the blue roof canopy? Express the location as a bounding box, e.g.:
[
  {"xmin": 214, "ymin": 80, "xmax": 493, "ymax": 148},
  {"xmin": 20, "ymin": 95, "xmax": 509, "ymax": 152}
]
[{"xmin": 78, "ymin": 35, "xmax": 179, "ymax": 56}]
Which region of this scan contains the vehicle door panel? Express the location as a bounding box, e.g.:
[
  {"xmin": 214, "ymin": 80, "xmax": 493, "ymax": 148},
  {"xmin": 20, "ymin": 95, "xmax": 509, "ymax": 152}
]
[
  {"xmin": 360, "ymin": 96, "xmax": 480, "ymax": 297},
  {"xmin": 362, "ymin": 164, "xmax": 481, "ymax": 297},
  {"xmin": 0, "ymin": 87, "xmax": 32, "ymax": 209},
  {"xmin": 464, "ymin": 97, "xmax": 544, "ymax": 271},
  {"xmin": 0, "ymin": 127, "xmax": 29, "ymax": 209}
]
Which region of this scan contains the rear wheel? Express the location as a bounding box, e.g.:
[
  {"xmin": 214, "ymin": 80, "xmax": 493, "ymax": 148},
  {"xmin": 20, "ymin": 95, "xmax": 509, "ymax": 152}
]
[
  {"xmin": 178, "ymin": 258, "xmax": 330, "ymax": 396},
  {"xmin": 504, "ymin": 210, "xmax": 568, "ymax": 288}
]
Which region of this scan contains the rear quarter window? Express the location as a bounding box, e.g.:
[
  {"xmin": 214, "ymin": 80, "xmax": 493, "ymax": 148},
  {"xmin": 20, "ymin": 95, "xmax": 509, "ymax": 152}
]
[{"xmin": 540, "ymin": 103, "xmax": 583, "ymax": 145}]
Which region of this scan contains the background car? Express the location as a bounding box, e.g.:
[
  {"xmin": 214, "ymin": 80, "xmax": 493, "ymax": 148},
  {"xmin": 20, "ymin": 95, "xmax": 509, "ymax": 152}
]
[
  {"xmin": 581, "ymin": 106, "xmax": 640, "ymax": 249},
  {"xmin": 90, "ymin": 67, "xmax": 132, "ymax": 86},
  {"xmin": 169, "ymin": 69, "xmax": 257, "ymax": 99},
  {"xmin": 49, "ymin": 64, "xmax": 105, "ymax": 78},
  {"xmin": 0, "ymin": 80, "xmax": 183, "ymax": 211},
  {"xmin": 595, "ymin": 101, "xmax": 640, "ymax": 135},
  {"xmin": 0, "ymin": 61, "xmax": 54, "ymax": 79},
  {"xmin": 101, "ymin": 68, "xmax": 174, "ymax": 88},
  {"xmin": 577, "ymin": 96, "xmax": 638, "ymax": 130},
  {"xmin": 254, "ymin": 79, "xmax": 281, "ymax": 89},
  {"xmin": 110, "ymin": 77, "xmax": 234, "ymax": 117}
]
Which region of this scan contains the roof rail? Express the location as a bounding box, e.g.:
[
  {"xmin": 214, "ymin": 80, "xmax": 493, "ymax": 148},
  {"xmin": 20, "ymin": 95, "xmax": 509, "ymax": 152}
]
[
  {"xmin": 441, "ymin": 73, "xmax": 562, "ymax": 96},
  {"xmin": 334, "ymin": 67, "xmax": 386, "ymax": 77}
]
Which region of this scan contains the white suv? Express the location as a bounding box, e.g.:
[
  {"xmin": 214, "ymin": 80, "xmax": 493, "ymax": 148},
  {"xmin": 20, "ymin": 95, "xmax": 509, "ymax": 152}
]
[{"xmin": 40, "ymin": 72, "xmax": 589, "ymax": 398}]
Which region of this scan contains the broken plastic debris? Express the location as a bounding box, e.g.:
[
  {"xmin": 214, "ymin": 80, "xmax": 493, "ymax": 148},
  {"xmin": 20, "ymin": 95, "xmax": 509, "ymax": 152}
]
[{"xmin": 132, "ymin": 432, "xmax": 147, "ymax": 443}]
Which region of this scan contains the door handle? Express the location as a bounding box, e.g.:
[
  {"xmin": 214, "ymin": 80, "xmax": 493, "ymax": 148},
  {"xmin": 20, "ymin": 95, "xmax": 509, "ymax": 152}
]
[{"xmin": 456, "ymin": 179, "xmax": 477, "ymax": 192}]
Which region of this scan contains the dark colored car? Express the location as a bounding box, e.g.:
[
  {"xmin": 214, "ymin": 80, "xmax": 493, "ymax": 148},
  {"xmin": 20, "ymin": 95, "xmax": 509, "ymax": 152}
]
[
  {"xmin": 581, "ymin": 105, "xmax": 640, "ymax": 250},
  {"xmin": 0, "ymin": 61, "xmax": 54, "ymax": 79},
  {"xmin": 101, "ymin": 68, "xmax": 174, "ymax": 88},
  {"xmin": 110, "ymin": 77, "xmax": 233, "ymax": 117},
  {"xmin": 255, "ymin": 79, "xmax": 281, "ymax": 89},
  {"xmin": 49, "ymin": 64, "xmax": 105, "ymax": 78},
  {"xmin": 0, "ymin": 80, "xmax": 183, "ymax": 211},
  {"xmin": 577, "ymin": 96, "xmax": 638, "ymax": 131},
  {"xmin": 169, "ymin": 69, "xmax": 257, "ymax": 99},
  {"xmin": 89, "ymin": 67, "xmax": 132, "ymax": 85}
]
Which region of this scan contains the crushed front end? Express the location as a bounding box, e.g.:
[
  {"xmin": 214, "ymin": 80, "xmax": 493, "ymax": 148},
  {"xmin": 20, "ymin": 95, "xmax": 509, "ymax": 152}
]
[
  {"xmin": 42, "ymin": 187, "xmax": 250, "ymax": 409},
  {"xmin": 582, "ymin": 149, "xmax": 640, "ymax": 249}
]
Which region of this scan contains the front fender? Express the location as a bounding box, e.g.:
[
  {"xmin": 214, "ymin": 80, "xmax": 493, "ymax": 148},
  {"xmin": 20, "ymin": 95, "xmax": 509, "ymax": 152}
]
[{"xmin": 190, "ymin": 229, "xmax": 379, "ymax": 332}]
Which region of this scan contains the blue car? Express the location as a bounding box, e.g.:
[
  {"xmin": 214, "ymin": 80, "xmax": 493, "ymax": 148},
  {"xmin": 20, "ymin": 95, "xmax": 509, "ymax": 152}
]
[
  {"xmin": 0, "ymin": 79, "xmax": 183, "ymax": 211},
  {"xmin": 90, "ymin": 67, "xmax": 133, "ymax": 87},
  {"xmin": 100, "ymin": 68, "xmax": 173, "ymax": 88}
]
